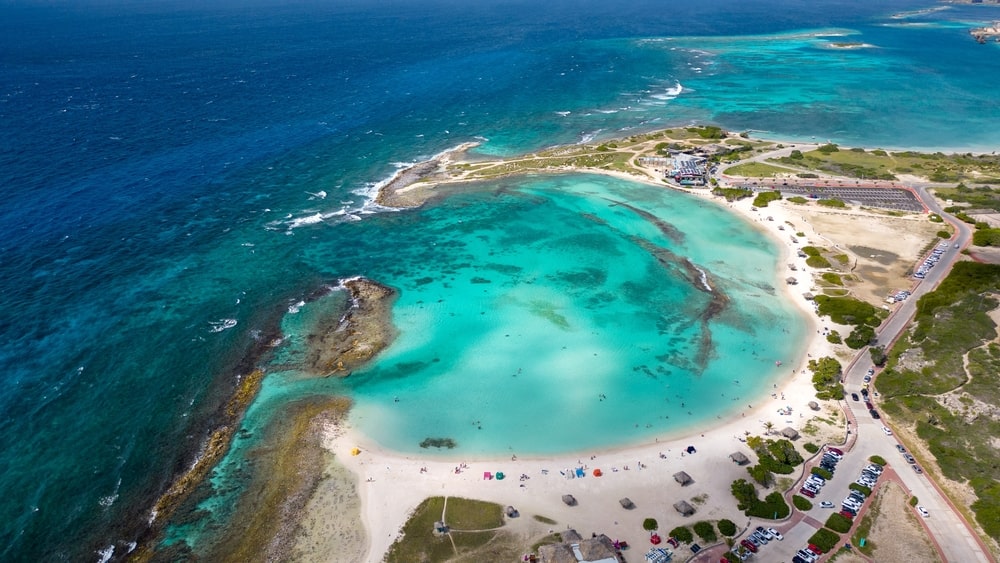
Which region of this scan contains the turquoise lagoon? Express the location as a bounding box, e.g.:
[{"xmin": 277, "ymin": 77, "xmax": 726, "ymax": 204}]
[{"xmin": 266, "ymin": 173, "xmax": 808, "ymax": 455}]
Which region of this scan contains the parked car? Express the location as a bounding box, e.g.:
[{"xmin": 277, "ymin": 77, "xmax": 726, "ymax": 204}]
[
  {"xmin": 913, "ymin": 464, "xmax": 923, "ymax": 474},
  {"xmin": 870, "ymin": 409, "xmax": 881, "ymax": 419},
  {"xmin": 827, "ymin": 447, "xmax": 844, "ymax": 456},
  {"xmin": 767, "ymin": 528, "xmax": 783, "ymax": 541},
  {"xmin": 851, "ymin": 392, "xmax": 859, "ymax": 401},
  {"xmin": 863, "ymin": 374, "xmax": 872, "ymax": 383},
  {"xmin": 865, "ymin": 400, "xmax": 874, "ymax": 410},
  {"xmin": 896, "ymin": 444, "xmax": 907, "ymax": 453},
  {"xmin": 866, "ymin": 463, "xmax": 884, "ymax": 474},
  {"xmin": 917, "ymin": 505, "xmax": 930, "ymax": 517},
  {"xmin": 741, "ymin": 539, "xmax": 758, "ymax": 553},
  {"xmin": 881, "ymin": 425, "xmax": 893, "ymax": 436},
  {"xmin": 861, "ymin": 388, "xmax": 869, "ymax": 397},
  {"xmin": 808, "ymin": 544, "xmax": 824, "ymax": 555},
  {"xmin": 819, "ymin": 501, "xmax": 835, "ymax": 508},
  {"xmin": 904, "ymin": 453, "xmax": 916, "ymax": 464},
  {"xmin": 799, "ymin": 488, "xmax": 816, "ymax": 498}
]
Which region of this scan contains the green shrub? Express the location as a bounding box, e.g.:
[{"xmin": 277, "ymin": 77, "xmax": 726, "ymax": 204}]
[
  {"xmin": 643, "ymin": 518, "xmax": 658, "ymax": 531},
  {"xmin": 753, "ymin": 191, "xmax": 782, "ymax": 207},
  {"xmin": 809, "ymin": 356, "xmax": 844, "ymax": 400},
  {"xmin": 814, "ymin": 295, "xmax": 885, "ymax": 326},
  {"xmin": 817, "ymin": 143, "xmax": 840, "ymax": 153},
  {"xmin": 804, "ymin": 443, "xmax": 820, "ymax": 454},
  {"xmin": 806, "ymin": 255, "xmax": 832, "ymax": 268},
  {"xmin": 746, "ymin": 492, "xmax": 790, "ymax": 519},
  {"xmin": 869, "ymin": 455, "xmax": 887, "ymax": 466},
  {"xmin": 693, "ymin": 521, "xmax": 718, "ymax": 543},
  {"xmin": 788, "ymin": 196, "xmax": 809, "ymax": 204},
  {"xmin": 909, "ymin": 496, "xmax": 919, "ymax": 506},
  {"xmin": 811, "ymin": 467, "xmax": 833, "ymax": 481},
  {"xmin": 808, "ymin": 528, "xmax": 841, "ymax": 553},
  {"xmin": 869, "ymin": 346, "xmax": 887, "ymax": 367},
  {"xmin": 718, "ymin": 519, "xmax": 737, "ymax": 537},
  {"xmin": 849, "ymin": 483, "xmax": 872, "ymax": 497},
  {"xmin": 792, "ymin": 495, "xmax": 813, "ymax": 511},
  {"xmin": 973, "ymin": 228, "xmax": 1000, "ymax": 247},
  {"xmin": 821, "ymin": 272, "xmax": 844, "ymax": 286},
  {"xmin": 818, "ymin": 198, "xmax": 847, "ymax": 208},
  {"xmin": 825, "ymin": 513, "xmax": 853, "ymax": 533},
  {"xmin": 826, "ymin": 331, "xmax": 842, "ymax": 344},
  {"xmin": 669, "ymin": 526, "xmax": 694, "ymax": 543},
  {"xmin": 846, "ymin": 325, "xmax": 876, "ymax": 349}
]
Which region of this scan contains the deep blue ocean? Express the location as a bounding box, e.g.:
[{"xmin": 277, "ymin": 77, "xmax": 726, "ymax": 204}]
[{"xmin": 2, "ymin": 0, "xmax": 998, "ymax": 560}]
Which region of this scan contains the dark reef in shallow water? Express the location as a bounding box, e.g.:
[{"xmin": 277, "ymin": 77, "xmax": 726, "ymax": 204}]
[{"xmin": 304, "ymin": 278, "xmax": 398, "ymax": 377}]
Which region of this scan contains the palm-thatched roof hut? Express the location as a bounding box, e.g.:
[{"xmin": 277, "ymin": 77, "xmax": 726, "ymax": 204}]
[
  {"xmin": 729, "ymin": 451, "xmax": 750, "ymax": 465},
  {"xmin": 786, "ymin": 276, "xmax": 798, "ymax": 285},
  {"xmin": 673, "ymin": 500, "xmax": 695, "ymax": 516},
  {"xmin": 673, "ymin": 471, "xmax": 693, "ymax": 486},
  {"xmin": 561, "ymin": 529, "xmax": 582, "ymax": 542},
  {"xmin": 537, "ymin": 544, "xmax": 579, "ymax": 563},
  {"xmin": 578, "ymin": 535, "xmax": 618, "ymax": 562},
  {"xmin": 781, "ymin": 427, "xmax": 800, "ymax": 440},
  {"xmin": 561, "ymin": 494, "xmax": 577, "ymax": 506},
  {"xmin": 808, "ymin": 401, "xmax": 820, "ymax": 411},
  {"xmin": 619, "ymin": 497, "xmax": 635, "ymax": 509}
]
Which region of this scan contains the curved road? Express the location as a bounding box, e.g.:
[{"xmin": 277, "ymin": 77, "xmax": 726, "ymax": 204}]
[{"xmin": 713, "ymin": 155, "xmax": 992, "ymax": 562}]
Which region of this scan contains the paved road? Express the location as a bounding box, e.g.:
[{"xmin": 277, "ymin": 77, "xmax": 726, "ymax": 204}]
[{"xmin": 838, "ymin": 190, "xmax": 988, "ymax": 562}]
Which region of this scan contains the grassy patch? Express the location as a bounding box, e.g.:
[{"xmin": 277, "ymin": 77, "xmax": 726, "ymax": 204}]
[
  {"xmin": 725, "ymin": 162, "xmax": 796, "ymax": 177},
  {"xmin": 825, "ymin": 513, "xmax": 853, "ymax": 533},
  {"xmin": 793, "ymin": 495, "xmax": 813, "ymax": 511},
  {"xmin": 821, "ymin": 272, "xmax": 844, "ymax": 286},
  {"xmin": 851, "ymin": 510, "xmax": 876, "ymax": 555},
  {"xmin": 385, "ymin": 497, "xmax": 505, "ymax": 563}
]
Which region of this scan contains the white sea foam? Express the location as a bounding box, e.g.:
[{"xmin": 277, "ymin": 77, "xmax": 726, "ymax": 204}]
[
  {"xmin": 306, "ymin": 190, "xmax": 327, "ymax": 200},
  {"xmin": 288, "ymin": 300, "xmax": 306, "ymax": 314},
  {"xmin": 98, "ymin": 494, "xmax": 117, "ymax": 507},
  {"xmin": 97, "ymin": 546, "xmax": 114, "ymax": 563},
  {"xmin": 208, "ymin": 319, "xmax": 238, "ymax": 333},
  {"xmin": 695, "ymin": 266, "xmax": 713, "ymax": 292},
  {"xmin": 555, "ymin": 111, "xmax": 571, "ymax": 116},
  {"xmin": 578, "ymin": 130, "xmax": 602, "ymax": 144}
]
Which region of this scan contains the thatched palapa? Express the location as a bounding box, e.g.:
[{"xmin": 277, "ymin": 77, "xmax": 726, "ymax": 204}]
[
  {"xmin": 673, "ymin": 471, "xmax": 692, "ymax": 486},
  {"xmin": 781, "ymin": 427, "xmax": 800, "ymax": 440},
  {"xmin": 562, "ymin": 494, "xmax": 577, "ymax": 506},
  {"xmin": 729, "ymin": 451, "xmax": 750, "ymax": 465},
  {"xmin": 673, "ymin": 500, "xmax": 695, "ymax": 516},
  {"xmin": 619, "ymin": 497, "xmax": 635, "ymax": 509}
]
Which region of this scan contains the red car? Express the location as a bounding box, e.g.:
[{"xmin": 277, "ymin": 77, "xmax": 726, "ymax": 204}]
[
  {"xmin": 827, "ymin": 447, "xmax": 844, "ymax": 456},
  {"xmin": 799, "ymin": 487, "xmax": 816, "ymax": 498},
  {"xmin": 808, "ymin": 544, "xmax": 823, "ymax": 555},
  {"xmin": 839, "ymin": 510, "xmax": 855, "ymax": 519},
  {"xmin": 741, "ymin": 539, "xmax": 758, "ymax": 553}
]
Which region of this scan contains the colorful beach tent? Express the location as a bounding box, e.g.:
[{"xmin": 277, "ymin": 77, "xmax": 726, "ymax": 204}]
[
  {"xmin": 495, "ymin": 471, "xmax": 505, "ymax": 480},
  {"xmin": 350, "ymin": 447, "xmax": 361, "ymax": 456}
]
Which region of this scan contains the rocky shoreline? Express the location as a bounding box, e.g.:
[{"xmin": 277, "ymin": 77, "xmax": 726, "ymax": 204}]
[{"xmin": 374, "ymin": 142, "xmax": 479, "ymax": 208}]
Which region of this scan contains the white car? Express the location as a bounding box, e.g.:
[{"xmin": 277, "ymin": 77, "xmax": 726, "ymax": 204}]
[
  {"xmin": 917, "ymin": 505, "xmax": 930, "ymax": 518},
  {"xmin": 881, "ymin": 425, "xmax": 893, "ymax": 436},
  {"xmin": 767, "ymin": 527, "xmax": 783, "ymax": 541}
]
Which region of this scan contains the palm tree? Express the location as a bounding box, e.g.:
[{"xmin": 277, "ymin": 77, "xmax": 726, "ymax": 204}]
[{"xmin": 763, "ymin": 421, "xmax": 775, "ymax": 435}]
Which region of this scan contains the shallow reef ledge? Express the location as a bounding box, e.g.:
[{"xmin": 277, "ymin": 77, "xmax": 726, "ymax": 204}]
[
  {"xmin": 375, "ymin": 142, "xmax": 480, "ymax": 208},
  {"xmin": 304, "ymin": 277, "xmax": 399, "ymax": 377}
]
